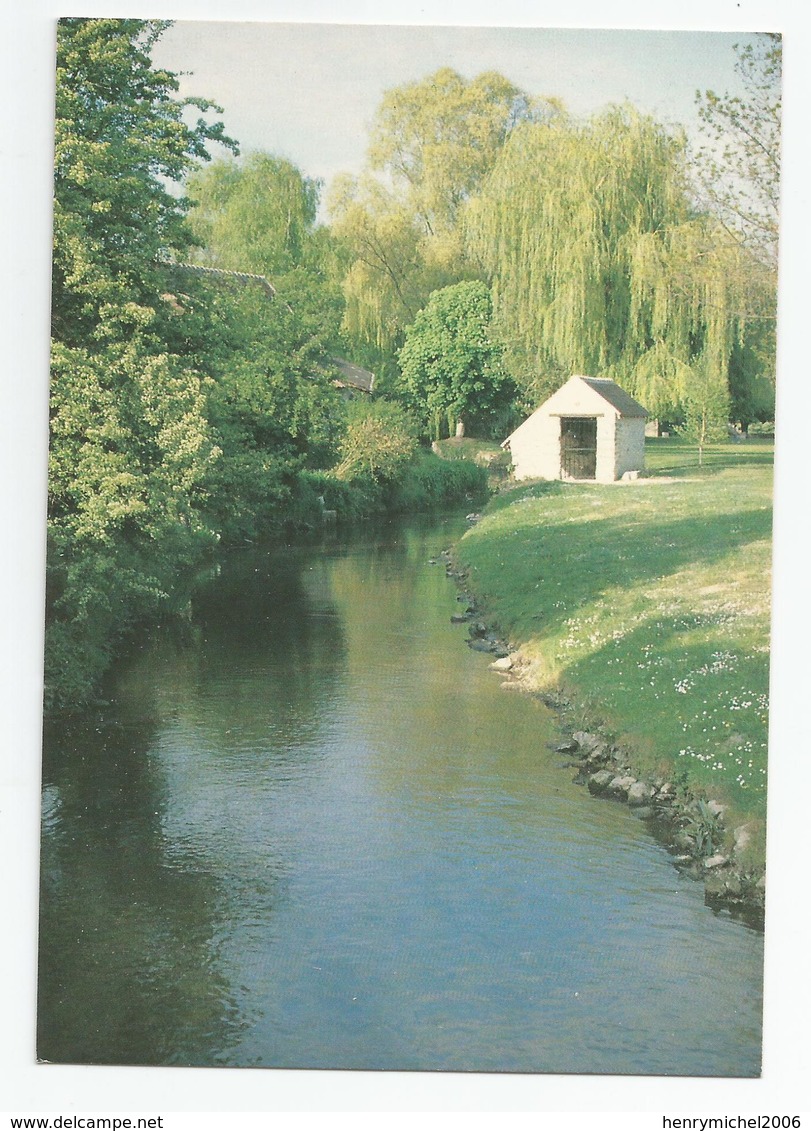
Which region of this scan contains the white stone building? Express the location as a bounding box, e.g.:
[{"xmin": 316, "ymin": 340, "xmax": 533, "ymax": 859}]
[{"xmin": 502, "ymin": 375, "xmax": 648, "ymax": 484}]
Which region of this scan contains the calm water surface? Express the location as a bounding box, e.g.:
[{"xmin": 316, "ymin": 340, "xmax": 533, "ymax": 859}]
[{"xmin": 39, "ymin": 516, "xmax": 763, "ymax": 1074}]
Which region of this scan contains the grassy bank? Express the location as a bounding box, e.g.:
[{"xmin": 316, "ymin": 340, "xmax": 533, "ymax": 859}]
[
  {"xmin": 431, "ymin": 436, "xmax": 512, "ymax": 488},
  {"xmin": 456, "ymin": 439, "xmax": 773, "ymax": 844}
]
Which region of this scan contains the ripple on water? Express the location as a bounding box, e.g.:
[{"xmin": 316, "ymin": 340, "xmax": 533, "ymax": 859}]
[{"xmin": 38, "ymin": 517, "xmax": 763, "ymax": 1075}]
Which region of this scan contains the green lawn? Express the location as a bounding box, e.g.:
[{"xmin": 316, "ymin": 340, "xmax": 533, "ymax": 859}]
[{"xmin": 458, "ymin": 438, "xmax": 773, "ymax": 829}]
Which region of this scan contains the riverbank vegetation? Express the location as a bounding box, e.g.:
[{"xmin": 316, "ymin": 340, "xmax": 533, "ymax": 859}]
[
  {"xmin": 46, "ymin": 19, "xmax": 779, "ymax": 712},
  {"xmin": 456, "ymin": 440, "xmax": 772, "ymax": 848},
  {"xmin": 45, "ymin": 20, "xmax": 485, "ymax": 709}
]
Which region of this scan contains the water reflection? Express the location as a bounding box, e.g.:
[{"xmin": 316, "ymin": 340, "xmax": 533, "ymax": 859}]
[
  {"xmin": 38, "ymin": 714, "xmax": 244, "ymax": 1065},
  {"xmin": 38, "ymin": 516, "xmax": 763, "ymax": 1075},
  {"xmin": 39, "ymin": 543, "xmax": 349, "ymax": 1067}
]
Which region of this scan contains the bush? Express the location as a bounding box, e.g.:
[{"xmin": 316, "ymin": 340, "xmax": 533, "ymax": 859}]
[
  {"xmin": 387, "ymin": 451, "xmax": 488, "ymax": 511},
  {"xmin": 201, "ymin": 448, "xmax": 297, "ymax": 543},
  {"xmin": 294, "ymin": 469, "xmax": 384, "ymax": 523},
  {"xmin": 295, "ymin": 453, "xmax": 487, "ymax": 524},
  {"xmin": 747, "ymin": 421, "xmax": 774, "ymax": 436},
  {"xmin": 333, "ymin": 400, "xmax": 419, "ymax": 482}
]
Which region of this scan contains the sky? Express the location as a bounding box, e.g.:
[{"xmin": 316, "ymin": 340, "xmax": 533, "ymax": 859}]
[
  {"xmin": 150, "ymin": 22, "xmax": 763, "ymax": 197},
  {"xmin": 2, "ymin": 0, "xmax": 811, "ymax": 1121}
]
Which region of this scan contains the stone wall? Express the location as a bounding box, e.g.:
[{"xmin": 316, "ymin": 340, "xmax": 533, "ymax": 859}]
[
  {"xmin": 594, "ymin": 415, "xmax": 616, "ymax": 483},
  {"xmin": 509, "ymin": 412, "xmax": 561, "ymax": 480},
  {"xmin": 614, "ymin": 416, "xmax": 646, "ymax": 479}
]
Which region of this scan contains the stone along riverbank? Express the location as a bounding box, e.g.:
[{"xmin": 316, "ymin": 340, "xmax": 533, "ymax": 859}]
[
  {"xmin": 39, "ymin": 516, "xmax": 764, "ymax": 1074},
  {"xmin": 441, "ymin": 529, "xmax": 766, "ymax": 930}
]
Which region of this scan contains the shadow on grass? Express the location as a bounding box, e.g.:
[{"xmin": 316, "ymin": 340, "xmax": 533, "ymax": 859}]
[
  {"xmin": 645, "ymin": 440, "xmax": 774, "ymax": 479},
  {"xmin": 463, "ymin": 502, "xmax": 772, "ymax": 647}
]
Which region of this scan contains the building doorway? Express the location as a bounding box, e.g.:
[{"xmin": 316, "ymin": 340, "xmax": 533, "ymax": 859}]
[{"xmin": 560, "ymin": 417, "xmax": 597, "ymax": 479}]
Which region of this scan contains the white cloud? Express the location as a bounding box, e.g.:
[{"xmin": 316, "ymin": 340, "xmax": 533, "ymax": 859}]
[{"xmin": 152, "ymin": 22, "xmax": 759, "ymax": 189}]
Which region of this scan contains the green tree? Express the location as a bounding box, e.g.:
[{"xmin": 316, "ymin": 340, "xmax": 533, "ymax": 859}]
[
  {"xmin": 182, "ymin": 152, "xmax": 350, "ymax": 536},
  {"xmin": 327, "ymin": 169, "xmax": 474, "ymax": 384},
  {"xmin": 397, "ymin": 280, "xmax": 513, "ymax": 439},
  {"xmin": 694, "ymin": 34, "xmax": 781, "ymax": 417},
  {"xmin": 186, "ymin": 152, "xmax": 323, "ymax": 275},
  {"xmin": 330, "ymin": 69, "xmax": 542, "ymax": 368},
  {"xmin": 681, "ymin": 362, "xmax": 730, "ymax": 464},
  {"xmin": 368, "ymin": 67, "xmax": 542, "ymax": 236},
  {"xmin": 46, "ymin": 328, "xmax": 221, "ymax": 706},
  {"xmin": 467, "ymin": 107, "xmax": 684, "ymax": 400},
  {"xmin": 52, "ymin": 18, "xmax": 235, "ymax": 345},
  {"xmin": 466, "ymin": 105, "xmax": 759, "ymax": 420},
  {"xmin": 727, "ymin": 327, "xmax": 776, "ymax": 430},
  {"xmin": 695, "ymin": 33, "xmax": 781, "ymax": 267},
  {"xmin": 333, "ymin": 400, "xmax": 418, "ymax": 482},
  {"xmin": 624, "ymin": 216, "xmax": 763, "ymax": 418},
  {"xmin": 328, "ymin": 173, "xmax": 428, "ymax": 353},
  {"xmin": 47, "ymin": 18, "xmax": 235, "ymax": 706},
  {"xmin": 188, "ymin": 280, "xmax": 346, "ymax": 541},
  {"xmin": 184, "ymin": 148, "xmax": 349, "ymax": 407}
]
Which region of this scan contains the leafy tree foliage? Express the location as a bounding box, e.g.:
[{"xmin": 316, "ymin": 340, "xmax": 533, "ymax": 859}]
[
  {"xmin": 330, "ymin": 69, "xmax": 540, "ymax": 365},
  {"xmin": 398, "ymin": 281, "xmax": 513, "ymax": 439},
  {"xmin": 328, "ymin": 174, "xmax": 443, "ymax": 356},
  {"xmin": 727, "ymin": 330, "xmax": 777, "ymax": 429},
  {"xmin": 368, "ymin": 67, "xmax": 539, "ymax": 236},
  {"xmin": 182, "ymin": 151, "xmax": 358, "ymax": 535},
  {"xmin": 52, "ymin": 18, "xmax": 235, "ymax": 345},
  {"xmin": 693, "ymin": 33, "xmax": 780, "ymax": 421},
  {"xmin": 185, "ymin": 153, "xmax": 348, "ymax": 367},
  {"xmin": 47, "ymin": 18, "xmax": 236, "ymax": 706},
  {"xmin": 333, "ymin": 400, "xmax": 418, "ymax": 482},
  {"xmin": 189, "ymin": 280, "xmax": 346, "ymax": 541},
  {"xmin": 183, "ymin": 148, "xmax": 350, "ymax": 461},
  {"xmin": 332, "ymin": 61, "xmax": 778, "ymax": 432},
  {"xmin": 466, "ymin": 105, "xmax": 765, "ymax": 422},
  {"xmin": 46, "ymin": 334, "xmax": 220, "ymax": 702},
  {"xmin": 681, "ymin": 362, "xmax": 731, "ymax": 463},
  {"xmin": 186, "ymin": 153, "xmax": 323, "ymax": 276},
  {"xmin": 624, "ymin": 216, "xmax": 773, "ymax": 420},
  {"xmin": 695, "ymin": 33, "xmax": 781, "ymax": 266}
]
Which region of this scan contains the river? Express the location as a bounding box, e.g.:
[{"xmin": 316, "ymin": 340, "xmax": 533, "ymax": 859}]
[{"xmin": 38, "ymin": 514, "xmax": 763, "ymax": 1075}]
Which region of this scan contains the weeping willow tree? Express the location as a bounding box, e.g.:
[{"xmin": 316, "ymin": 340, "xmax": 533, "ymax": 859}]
[
  {"xmin": 465, "ymin": 105, "xmax": 766, "ymax": 422},
  {"xmin": 368, "ymin": 67, "xmax": 540, "ymax": 238},
  {"xmin": 327, "ymin": 173, "xmax": 434, "ymax": 354},
  {"xmin": 186, "ymin": 152, "xmax": 322, "ymax": 275},
  {"xmin": 622, "ymin": 217, "xmax": 769, "ymax": 419},
  {"xmin": 328, "ymin": 70, "xmax": 549, "ymax": 371}
]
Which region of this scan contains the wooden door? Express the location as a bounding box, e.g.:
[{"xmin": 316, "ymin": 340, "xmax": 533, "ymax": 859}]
[{"xmin": 560, "ymin": 417, "xmax": 597, "ymax": 479}]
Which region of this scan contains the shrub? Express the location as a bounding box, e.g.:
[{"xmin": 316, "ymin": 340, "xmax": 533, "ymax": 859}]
[
  {"xmin": 295, "ymin": 469, "xmax": 384, "ymax": 523},
  {"xmin": 333, "ymin": 400, "xmax": 419, "ymax": 482},
  {"xmin": 387, "ymin": 451, "xmax": 488, "ymax": 511}
]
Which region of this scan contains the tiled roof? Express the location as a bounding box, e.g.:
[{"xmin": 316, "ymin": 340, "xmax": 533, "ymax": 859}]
[
  {"xmin": 332, "ymin": 358, "xmax": 375, "ymax": 393},
  {"xmin": 171, "ymin": 262, "xmax": 277, "ymax": 297},
  {"xmin": 578, "ymin": 377, "xmax": 648, "ymax": 417}
]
